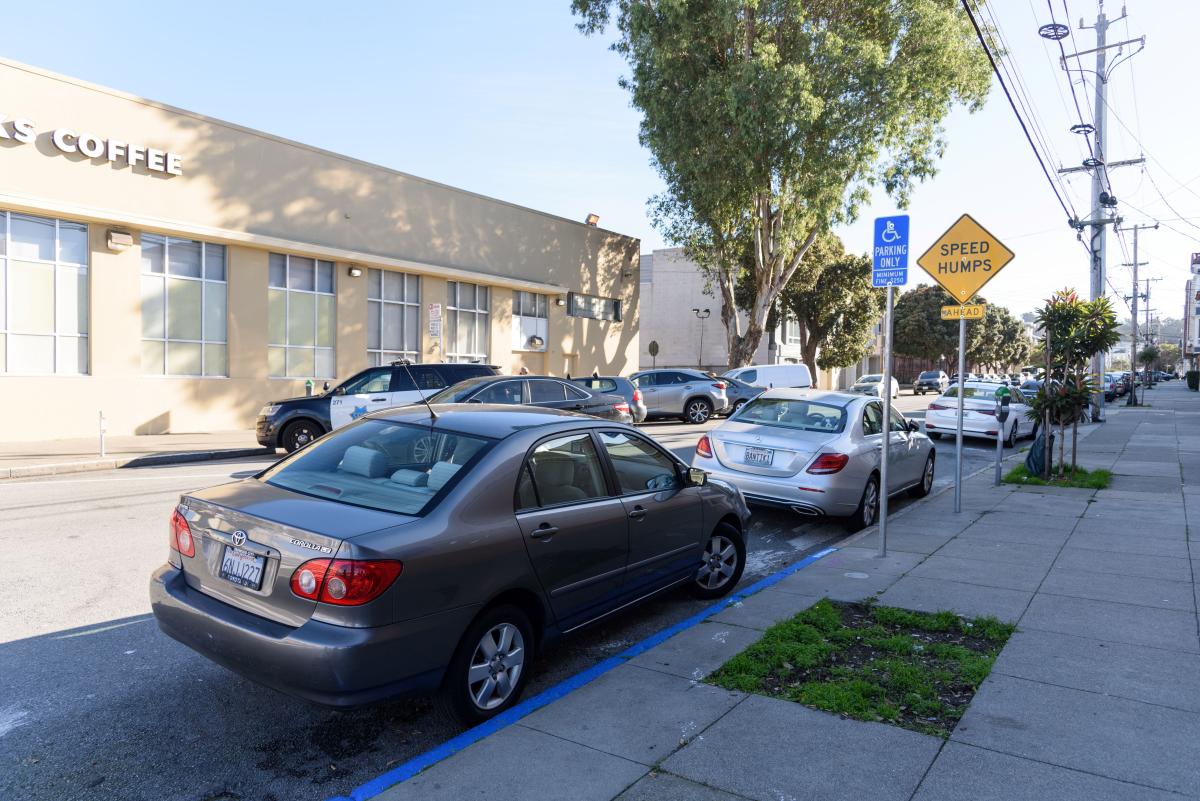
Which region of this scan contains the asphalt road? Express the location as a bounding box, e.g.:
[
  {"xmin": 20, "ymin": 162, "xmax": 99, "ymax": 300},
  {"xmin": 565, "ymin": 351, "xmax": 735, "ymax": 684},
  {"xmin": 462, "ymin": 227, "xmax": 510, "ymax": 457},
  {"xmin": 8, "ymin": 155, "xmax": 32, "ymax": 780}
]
[{"xmin": 0, "ymin": 397, "xmax": 1003, "ymax": 801}]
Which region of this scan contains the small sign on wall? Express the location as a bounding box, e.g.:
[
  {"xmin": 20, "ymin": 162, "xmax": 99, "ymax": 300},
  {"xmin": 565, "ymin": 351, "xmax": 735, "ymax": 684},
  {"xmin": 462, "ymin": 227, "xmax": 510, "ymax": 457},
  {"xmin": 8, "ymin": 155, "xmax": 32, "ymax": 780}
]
[{"xmin": 428, "ymin": 303, "xmax": 442, "ymax": 338}]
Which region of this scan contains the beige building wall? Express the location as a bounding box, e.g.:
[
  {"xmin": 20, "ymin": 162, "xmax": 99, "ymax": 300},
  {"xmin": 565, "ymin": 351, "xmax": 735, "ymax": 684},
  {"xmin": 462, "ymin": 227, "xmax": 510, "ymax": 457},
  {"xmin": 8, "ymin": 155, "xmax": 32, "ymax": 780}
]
[{"xmin": 0, "ymin": 59, "xmax": 639, "ymax": 441}]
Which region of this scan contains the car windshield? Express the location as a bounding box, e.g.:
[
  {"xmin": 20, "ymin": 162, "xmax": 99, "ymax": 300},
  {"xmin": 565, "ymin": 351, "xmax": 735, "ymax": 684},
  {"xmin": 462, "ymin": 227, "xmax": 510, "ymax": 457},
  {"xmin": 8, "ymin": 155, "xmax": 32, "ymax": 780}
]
[
  {"xmin": 919, "ymin": 371, "xmax": 941, "ymax": 379},
  {"xmin": 943, "ymin": 383, "xmax": 1005, "ymax": 400},
  {"xmin": 859, "ymin": 375, "xmax": 882, "ymax": 384},
  {"xmin": 427, "ymin": 377, "xmax": 495, "ymax": 403},
  {"xmin": 260, "ymin": 419, "xmax": 494, "ymax": 515},
  {"xmin": 734, "ymin": 397, "xmax": 846, "ymax": 433}
]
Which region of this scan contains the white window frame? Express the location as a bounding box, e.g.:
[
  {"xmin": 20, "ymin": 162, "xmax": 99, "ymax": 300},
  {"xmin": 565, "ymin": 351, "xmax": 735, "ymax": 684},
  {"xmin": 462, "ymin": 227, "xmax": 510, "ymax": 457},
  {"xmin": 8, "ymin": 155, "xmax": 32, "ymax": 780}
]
[
  {"xmin": 1, "ymin": 210, "xmax": 89, "ymax": 375},
  {"xmin": 367, "ymin": 268, "xmax": 420, "ymax": 367},
  {"xmin": 268, "ymin": 253, "xmax": 336, "ymax": 378},
  {"xmin": 140, "ymin": 233, "xmax": 228, "ymax": 377},
  {"xmin": 785, "ymin": 317, "xmax": 802, "ymax": 345},
  {"xmin": 446, "ymin": 281, "xmax": 490, "ymax": 363},
  {"xmin": 513, "ymin": 290, "xmax": 548, "ymax": 352}
]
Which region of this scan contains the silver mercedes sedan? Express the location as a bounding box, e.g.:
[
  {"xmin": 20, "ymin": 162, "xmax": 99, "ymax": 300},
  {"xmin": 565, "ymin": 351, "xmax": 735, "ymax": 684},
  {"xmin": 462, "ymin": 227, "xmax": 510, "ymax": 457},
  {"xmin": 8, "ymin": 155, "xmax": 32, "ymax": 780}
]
[
  {"xmin": 691, "ymin": 389, "xmax": 934, "ymax": 531},
  {"xmin": 150, "ymin": 405, "xmax": 749, "ymax": 724}
]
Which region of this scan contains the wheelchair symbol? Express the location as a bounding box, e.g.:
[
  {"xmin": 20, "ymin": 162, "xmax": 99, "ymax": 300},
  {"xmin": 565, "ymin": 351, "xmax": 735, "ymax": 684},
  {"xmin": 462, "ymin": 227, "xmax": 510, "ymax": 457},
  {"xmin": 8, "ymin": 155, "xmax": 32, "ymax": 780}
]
[{"xmin": 881, "ymin": 221, "xmax": 901, "ymax": 243}]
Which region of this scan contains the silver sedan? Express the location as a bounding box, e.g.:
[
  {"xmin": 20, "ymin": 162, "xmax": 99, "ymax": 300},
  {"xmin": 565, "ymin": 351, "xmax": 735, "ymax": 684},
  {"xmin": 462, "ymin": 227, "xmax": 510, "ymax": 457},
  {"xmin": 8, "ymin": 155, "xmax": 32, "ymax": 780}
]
[{"xmin": 691, "ymin": 389, "xmax": 935, "ymax": 531}]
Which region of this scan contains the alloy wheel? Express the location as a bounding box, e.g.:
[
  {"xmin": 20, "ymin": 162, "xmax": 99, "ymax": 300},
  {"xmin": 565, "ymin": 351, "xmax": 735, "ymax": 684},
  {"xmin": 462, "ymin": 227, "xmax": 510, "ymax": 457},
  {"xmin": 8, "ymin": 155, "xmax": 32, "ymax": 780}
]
[
  {"xmin": 923, "ymin": 457, "xmax": 934, "ymax": 492},
  {"xmin": 467, "ymin": 623, "xmax": 525, "ymax": 711},
  {"xmin": 686, "ymin": 400, "xmax": 712, "ymax": 424},
  {"xmin": 696, "ymin": 534, "xmax": 738, "ymax": 591},
  {"xmin": 863, "ymin": 480, "xmax": 879, "ymax": 527}
]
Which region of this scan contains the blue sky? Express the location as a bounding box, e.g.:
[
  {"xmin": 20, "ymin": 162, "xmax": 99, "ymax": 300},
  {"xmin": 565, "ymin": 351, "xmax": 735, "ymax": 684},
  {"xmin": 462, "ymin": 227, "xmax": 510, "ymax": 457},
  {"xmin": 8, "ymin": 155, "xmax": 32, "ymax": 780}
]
[{"xmin": 4, "ymin": 1, "xmax": 1197, "ymax": 319}]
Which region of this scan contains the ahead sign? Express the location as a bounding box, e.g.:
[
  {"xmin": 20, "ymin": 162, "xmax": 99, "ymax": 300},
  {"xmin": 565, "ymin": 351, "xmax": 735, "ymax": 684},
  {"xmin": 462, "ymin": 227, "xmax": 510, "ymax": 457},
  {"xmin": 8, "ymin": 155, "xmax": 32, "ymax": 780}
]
[
  {"xmin": 941, "ymin": 304, "xmax": 986, "ymax": 320},
  {"xmin": 917, "ymin": 214, "xmax": 1014, "ymax": 303}
]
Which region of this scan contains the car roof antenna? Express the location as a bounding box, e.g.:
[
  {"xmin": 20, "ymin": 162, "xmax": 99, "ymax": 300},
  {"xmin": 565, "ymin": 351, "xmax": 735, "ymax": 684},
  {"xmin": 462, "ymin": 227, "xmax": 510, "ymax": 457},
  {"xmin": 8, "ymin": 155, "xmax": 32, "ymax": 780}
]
[{"xmin": 396, "ymin": 359, "xmax": 438, "ymax": 423}]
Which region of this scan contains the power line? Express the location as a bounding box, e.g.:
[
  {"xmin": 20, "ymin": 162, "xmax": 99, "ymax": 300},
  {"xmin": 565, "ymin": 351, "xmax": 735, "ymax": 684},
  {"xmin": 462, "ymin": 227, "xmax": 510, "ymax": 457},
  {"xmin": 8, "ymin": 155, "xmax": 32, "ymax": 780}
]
[{"xmin": 962, "ymin": 0, "xmax": 1076, "ymax": 224}]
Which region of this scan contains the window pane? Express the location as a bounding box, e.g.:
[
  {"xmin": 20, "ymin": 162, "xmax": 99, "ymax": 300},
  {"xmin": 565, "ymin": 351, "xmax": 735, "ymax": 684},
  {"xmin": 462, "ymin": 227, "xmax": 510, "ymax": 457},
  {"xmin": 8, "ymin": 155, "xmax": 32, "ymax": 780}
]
[
  {"xmin": 529, "ymin": 380, "xmax": 566, "ymax": 402},
  {"xmin": 204, "ymin": 282, "xmax": 226, "ymax": 342},
  {"xmin": 167, "ymin": 238, "xmax": 202, "ymax": 278},
  {"xmin": 0, "ymin": 261, "xmax": 5, "ymax": 329},
  {"xmin": 287, "ymin": 346, "xmax": 314, "ymax": 378},
  {"xmin": 167, "ymin": 341, "xmax": 202, "ymax": 375},
  {"xmin": 316, "ymin": 348, "xmax": 335, "ymax": 378},
  {"xmin": 57, "ymin": 265, "xmax": 87, "ymax": 335},
  {"xmin": 405, "ymin": 274, "xmax": 419, "ymax": 302},
  {"xmin": 58, "ymin": 222, "xmax": 88, "ymax": 265},
  {"xmin": 382, "ymin": 303, "xmax": 402, "ymax": 350},
  {"xmin": 204, "ymin": 343, "xmax": 228, "ymax": 376},
  {"xmin": 288, "ymin": 293, "xmax": 316, "ymax": 346},
  {"xmin": 404, "ymin": 307, "xmax": 419, "ymax": 352},
  {"xmin": 9, "ymin": 260, "xmax": 54, "ymax": 333},
  {"xmin": 456, "ymin": 311, "xmax": 472, "ymax": 355},
  {"xmin": 458, "ymin": 282, "xmax": 476, "ymax": 310},
  {"xmin": 316, "ymin": 293, "xmax": 335, "ymax": 348},
  {"xmin": 317, "ymin": 261, "xmax": 334, "ymax": 293},
  {"xmin": 477, "ymin": 285, "xmax": 489, "ymax": 312},
  {"xmin": 537, "ymin": 294, "xmax": 547, "ymax": 318},
  {"xmin": 368, "ymin": 268, "xmax": 382, "ymax": 299},
  {"xmin": 269, "ymin": 253, "xmax": 287, "ymax": 288},
  {"xmin": 142, "ymin": 339, "xmax": 164, "ymax": 374},
  {"xmin": 141, "ymin": 234, "xmax": 165, "ymax": 274},
  {"xmin": 9, "ymin": 334, "xmax": 54, "ymax": 372},
  {"xmin": 268, "ymin": 346, "xmax": 286, "ymax": 377},
  {"xmin": 598, "ymin": 431, "xmax": 678, "ymax": 494},
  {"xmin": 10, "ymin": 214, "xmax": 55, "ymax": 261},
  {"xmin": 367, "ymin": 300, "xmax": 381, "ymax": 349},
  {"xmin": 268, "ymin": 288, "xmax": 287, "ymax": 345},
  {"xmin": 166, "ymin": 277, "xmax": 202, "ymax": 340},
  {"xmin": 57, "ymin": 336, "xmax": 87, "ymax": 374},
  {"xmin": 526, "ymin": 433, "xmax": 608, "ymax": 504},
  {"xmin": 382, "ymin": 270, "xmax": 403, "ymax": 301},
  {"xmin": 204, "ymin": 244, "xmax": 226, "ymax": 281},
  {"xmin": 289, "ymin": 256, "xmax": 315, "ymax": 291}
]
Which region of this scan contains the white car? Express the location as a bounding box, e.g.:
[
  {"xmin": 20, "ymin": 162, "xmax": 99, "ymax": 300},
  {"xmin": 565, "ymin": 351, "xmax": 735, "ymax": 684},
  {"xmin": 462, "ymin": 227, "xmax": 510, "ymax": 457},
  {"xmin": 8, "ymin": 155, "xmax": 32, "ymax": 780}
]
[
  {"xmin": 924, "ymin": 381, "xmax": 1028, "ymax": 447},
  {"xmin": 722, "ymin": 363, "xmax": 813, "ymax": 389},
  {"xmin": 849, "ymin": 374, "xmax": 900, "ymax": 399}
]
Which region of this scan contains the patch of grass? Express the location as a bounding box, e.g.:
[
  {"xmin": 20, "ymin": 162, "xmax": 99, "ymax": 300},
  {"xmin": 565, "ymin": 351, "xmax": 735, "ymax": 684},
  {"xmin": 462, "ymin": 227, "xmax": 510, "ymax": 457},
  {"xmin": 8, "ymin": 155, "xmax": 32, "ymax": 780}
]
[
  {"xmin": 708, "ymin": 599, "xmax": 1014, "ymax": 738},
  {"xmin": 1002, "ymin": 464, "xmax": 1112, "ymax": 489}
]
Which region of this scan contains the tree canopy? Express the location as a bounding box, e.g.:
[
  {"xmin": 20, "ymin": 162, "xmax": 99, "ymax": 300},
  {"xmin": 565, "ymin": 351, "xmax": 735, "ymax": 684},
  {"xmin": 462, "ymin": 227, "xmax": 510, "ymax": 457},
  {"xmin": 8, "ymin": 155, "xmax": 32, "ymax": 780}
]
[
  {"xmin": 573, "ymin": 0, "xmax": 993, "ymax": 367},
  {"xmin": 892, "ymin": 283, "xmax": 1031, "ymax": 370}
]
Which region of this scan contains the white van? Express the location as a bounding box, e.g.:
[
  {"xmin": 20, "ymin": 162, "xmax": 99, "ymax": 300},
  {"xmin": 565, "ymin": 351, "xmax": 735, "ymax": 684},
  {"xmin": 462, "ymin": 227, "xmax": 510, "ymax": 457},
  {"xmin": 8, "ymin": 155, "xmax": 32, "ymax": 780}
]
[{"xmin": 723, "ymin": 363, "xmax": 813, "ymax": 389}]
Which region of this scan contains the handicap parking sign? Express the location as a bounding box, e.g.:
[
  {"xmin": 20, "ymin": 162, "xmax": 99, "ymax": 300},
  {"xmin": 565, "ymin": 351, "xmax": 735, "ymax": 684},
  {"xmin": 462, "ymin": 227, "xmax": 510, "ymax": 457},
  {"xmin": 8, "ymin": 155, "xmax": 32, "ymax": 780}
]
[{"xmin": 872, "ymin": 215, "xmax": 909, "ymax": 287}]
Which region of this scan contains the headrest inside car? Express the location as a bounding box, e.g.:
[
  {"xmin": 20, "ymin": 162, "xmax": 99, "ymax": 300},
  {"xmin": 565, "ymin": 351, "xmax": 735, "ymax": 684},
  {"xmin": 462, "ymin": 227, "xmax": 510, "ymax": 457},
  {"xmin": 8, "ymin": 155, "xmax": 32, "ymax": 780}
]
[
  {"xmin": 338, "ymin": 446, "xmax": 388, "ymax": 479},
  {"xmin": 426, "ymin": 461, "xmax": 461, "ymax": 492},
  {"xmin": 390, "ymin": 469, "xmax": 429, "ymax": 487}
]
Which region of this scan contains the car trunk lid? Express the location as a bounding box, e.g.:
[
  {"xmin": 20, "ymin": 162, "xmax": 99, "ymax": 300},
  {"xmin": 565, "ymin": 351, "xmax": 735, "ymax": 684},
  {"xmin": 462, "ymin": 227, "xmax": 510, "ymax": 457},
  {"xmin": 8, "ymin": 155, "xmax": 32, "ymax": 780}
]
[
  {"xmin": 176, "ymin": 479, "xmax": 410, "ymax": 627},
  {"xmin": 710, "ymin": 422, "xmax": 837, "ymax": 477}
]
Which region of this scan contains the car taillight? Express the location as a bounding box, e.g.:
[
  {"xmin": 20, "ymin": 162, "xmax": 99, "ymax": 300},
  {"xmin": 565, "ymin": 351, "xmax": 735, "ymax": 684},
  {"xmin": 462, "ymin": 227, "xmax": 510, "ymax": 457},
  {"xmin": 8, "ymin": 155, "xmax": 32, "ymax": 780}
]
[
  {"xmin": 980, "ymin": 409, "xmax": 996, "ymax": 416},
  {"xmin": 291, "ymin": 559, "xmax": 403, "ymax": 606},
  {"xmin": 170, "ymin": 508, "xmax": 195, "ymax": 558},
  {"xmin": 807, "ymin": 453, "xmax": 850, "ymax": 474},
  {"xmin": 614, "ymin": 402, "xmax": 631, "ymax": 414},
  {"xmin": 696, "ymin": 435, "xmax": 713, "ymax": 458},
  {"xmin": 929, "ymin": 402, "xmax": 948, "ymax": 410},
  {"xmin": 632, "ymin": 389, "xmax": 642, "ymax": 403},
  {"xmin": 712, "ymin": 382, "xmax": 726, "ymax": 390}
]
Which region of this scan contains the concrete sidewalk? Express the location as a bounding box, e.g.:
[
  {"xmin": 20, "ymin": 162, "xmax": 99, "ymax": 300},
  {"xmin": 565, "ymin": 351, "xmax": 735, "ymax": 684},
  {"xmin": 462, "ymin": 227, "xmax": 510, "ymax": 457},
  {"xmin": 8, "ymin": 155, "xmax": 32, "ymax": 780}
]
[
  {"xmin": 369, "ymin": 382, "xmax": 1200, "ymax": 801},
  {"xmin": 0, "ymin": 430, "xmax": 272, "ymax": 479}
]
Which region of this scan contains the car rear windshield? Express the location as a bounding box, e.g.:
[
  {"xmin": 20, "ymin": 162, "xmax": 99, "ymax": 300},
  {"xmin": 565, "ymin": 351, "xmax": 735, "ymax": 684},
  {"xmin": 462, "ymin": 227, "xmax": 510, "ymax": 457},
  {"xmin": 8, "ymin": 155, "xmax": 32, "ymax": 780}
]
[
  {"xmin": 942, "ymin": 384, "xmax": 1005, "ymax": 400},
  {"xmin": 859, "ymin": 375, "xmax": 882, "ymax": 383},
  {"xmin": 919, "ymin": 371, "xmax": 941, "ymax": 379},
  {"xmin": 427, "ymin": 377, "xmax": 495, "ymax": 403},
  {"xmin": 734, "ymin": 397, "xmax": 846, "ymax": 433},
  {"xmin": 259, "ymin": 420, "xmax": 494, "ymax": 516}
]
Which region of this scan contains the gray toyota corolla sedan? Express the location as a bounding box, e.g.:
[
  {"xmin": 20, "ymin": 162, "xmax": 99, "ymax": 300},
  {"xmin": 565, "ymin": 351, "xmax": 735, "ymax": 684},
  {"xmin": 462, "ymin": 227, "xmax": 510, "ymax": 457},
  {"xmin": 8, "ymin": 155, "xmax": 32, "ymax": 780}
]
[
  {"xmin": 691, "ymin": 389, "xmax": 934, "ymax": 532},
  {"xmin": 150, "ymin": 405, "xmax": 749, "ymax": 723}
]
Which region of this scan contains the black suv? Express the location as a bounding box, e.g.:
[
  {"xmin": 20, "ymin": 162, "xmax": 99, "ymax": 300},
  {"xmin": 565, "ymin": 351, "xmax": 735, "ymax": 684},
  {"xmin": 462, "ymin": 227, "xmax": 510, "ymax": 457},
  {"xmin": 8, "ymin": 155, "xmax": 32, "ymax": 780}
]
[{"xmin": 257, "ymin": 362, "xmax": 498, "ymax": 451}]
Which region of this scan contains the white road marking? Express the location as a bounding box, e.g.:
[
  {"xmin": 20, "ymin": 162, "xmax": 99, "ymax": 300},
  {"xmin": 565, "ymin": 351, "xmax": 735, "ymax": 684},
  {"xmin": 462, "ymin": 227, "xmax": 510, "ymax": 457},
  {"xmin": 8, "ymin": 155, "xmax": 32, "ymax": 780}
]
[
  {"xmin": 0, "ymin": 707, "xmax": 29, "ymax": 738},
  {"xmin": 53, "ymin": 617, "xmax": 153, "ymax": 640}
]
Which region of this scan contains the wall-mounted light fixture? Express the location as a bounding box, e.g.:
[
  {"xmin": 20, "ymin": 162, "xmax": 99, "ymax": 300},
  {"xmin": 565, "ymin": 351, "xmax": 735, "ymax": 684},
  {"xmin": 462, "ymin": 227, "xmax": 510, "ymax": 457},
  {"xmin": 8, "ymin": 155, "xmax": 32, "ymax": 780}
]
[
  {"xmin": 585, "ymin": 213, "xmax": 600, "ymax": 226},
  {"xmin": 107, "ymin": 230, "xmax": 133, "ymax": 252},
  {"xmin": 555, "ymin": 297, "xmax": 567, "ymax": 307},
  {"xmin": 347, "ymin": 266, "xmax": 363, "ymax": 278}
]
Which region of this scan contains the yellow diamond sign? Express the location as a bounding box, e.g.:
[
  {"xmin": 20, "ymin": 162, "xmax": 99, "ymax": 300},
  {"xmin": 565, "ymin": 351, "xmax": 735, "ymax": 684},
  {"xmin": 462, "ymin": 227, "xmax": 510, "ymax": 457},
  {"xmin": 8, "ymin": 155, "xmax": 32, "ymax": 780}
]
[{"xmin": 917, "ymin": 214, "xmax": 1014, "ymax": 303}]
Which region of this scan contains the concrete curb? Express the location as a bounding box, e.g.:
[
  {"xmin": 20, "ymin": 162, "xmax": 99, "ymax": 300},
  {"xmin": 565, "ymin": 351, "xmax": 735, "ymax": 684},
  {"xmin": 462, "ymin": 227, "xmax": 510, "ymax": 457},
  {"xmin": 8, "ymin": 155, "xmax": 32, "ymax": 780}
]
[{"xmin": 0, "ymin": 447, "xmax": 275, "ymax": 480}]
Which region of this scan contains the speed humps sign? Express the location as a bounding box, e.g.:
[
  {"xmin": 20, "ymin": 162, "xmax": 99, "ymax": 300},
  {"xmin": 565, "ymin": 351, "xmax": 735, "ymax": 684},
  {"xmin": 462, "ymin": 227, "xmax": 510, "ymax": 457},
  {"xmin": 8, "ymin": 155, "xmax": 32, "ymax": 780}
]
[{"xmin": 917, "ymin": 214, "xmax": 1014, "ymax": 303}]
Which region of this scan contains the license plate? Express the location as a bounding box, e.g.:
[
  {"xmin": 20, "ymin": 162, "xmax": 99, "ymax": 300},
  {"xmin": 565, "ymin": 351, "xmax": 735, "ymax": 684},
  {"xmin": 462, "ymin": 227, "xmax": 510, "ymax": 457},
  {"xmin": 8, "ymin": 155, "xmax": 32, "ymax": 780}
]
[
  {"xmin": 219, "ymin": 545, "xmax": 265, "ymax": 590},
  {"xmin": 744, "ymin": 446, "xmax": 774, "ymax": 466}
]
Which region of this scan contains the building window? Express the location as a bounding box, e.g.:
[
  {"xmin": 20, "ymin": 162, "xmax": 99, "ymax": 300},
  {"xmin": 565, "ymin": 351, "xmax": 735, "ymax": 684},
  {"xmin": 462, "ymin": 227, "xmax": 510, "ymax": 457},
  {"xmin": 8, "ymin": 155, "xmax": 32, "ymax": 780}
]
[
  {"xmin": 140, "ymin": 234, "xmax": 227, "ymax": 376},
  {"xmin": 785, "ymin": 318, "xmax": 802, "ymax": 345},
  {"xmin": 513, "ymin": 290, "xmax": 548, "ymax": 351},
  {"xmin": 447, "ymin": 281, "xmax": 489, "ymax": 363},
  {"xmin": 268, "ymin": 253, "xmax": 336, "ymax": 378},
  {"xmin": 367, "ymin": 268, "xmax": 420, "ymax": 366},
  {"xmin": 568, "ymin": 292, "xmax": 621, "ymax": 321},
  {"xmin": 0, "ymin": 211, "xmax": 89, "ymax": 374}
]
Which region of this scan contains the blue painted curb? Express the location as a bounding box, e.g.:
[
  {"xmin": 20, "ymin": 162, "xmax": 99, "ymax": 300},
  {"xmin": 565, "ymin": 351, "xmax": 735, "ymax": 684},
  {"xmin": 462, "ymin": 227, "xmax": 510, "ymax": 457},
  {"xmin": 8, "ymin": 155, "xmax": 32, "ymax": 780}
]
[{"xmin": 328, "ymin": 545, "xmax": 837, "ymax": 801}]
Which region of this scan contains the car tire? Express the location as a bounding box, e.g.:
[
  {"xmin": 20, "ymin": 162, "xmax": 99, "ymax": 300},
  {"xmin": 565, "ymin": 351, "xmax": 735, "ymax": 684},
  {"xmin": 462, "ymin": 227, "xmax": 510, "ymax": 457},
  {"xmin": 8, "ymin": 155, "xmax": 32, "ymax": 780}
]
[
  {"xmin": 281, "ymin": 419, "xmax": 322, "ymax": 453},
  {"xmin": 928, "ymin": 432, "xmax": 943, "ymax": 440},
  {"xmin": 1004, "ymin": 420, "xmax": 1019, "ymax": 448},
  {"xmin": 909, "ymin": 453, "xmax": 935, "ymax": 498},
  {"xmin": 440, "ymin": 604, "xmax": 535, "ymax": 726},
  {"xmin": 731, "ymin": 399, "xmax": 747, "ymax": 415},
  {"xmin": 844, "ymin": 474, "xmax": 880, "ymax": 532},
  {"xmin": 683, "ymin": 398, "xmax": 713, "ymax": 425},
  {"xmin": 688, "ymin": 522, "xmax": 746, "ymax": 600}
]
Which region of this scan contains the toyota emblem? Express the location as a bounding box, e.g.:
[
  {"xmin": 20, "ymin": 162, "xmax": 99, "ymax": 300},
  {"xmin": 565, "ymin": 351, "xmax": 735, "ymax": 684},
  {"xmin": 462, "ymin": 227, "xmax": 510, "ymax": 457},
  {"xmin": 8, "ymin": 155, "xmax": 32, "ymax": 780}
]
[{"xmin": 231, "ymin": 530, "xmax": 247, "ymax": 547}]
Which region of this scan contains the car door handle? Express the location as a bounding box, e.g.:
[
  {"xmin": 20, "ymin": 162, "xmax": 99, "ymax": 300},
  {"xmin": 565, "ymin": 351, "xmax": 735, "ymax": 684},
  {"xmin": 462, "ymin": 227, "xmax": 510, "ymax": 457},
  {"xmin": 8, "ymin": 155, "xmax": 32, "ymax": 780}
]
[
  {"xmin": 370, "ymin": 397, "xmax": 388, "ymax": 402},
  {"xmin": 530, "ymin": 524, "xmax": 558, "ymax": 539},
  {"xmin": 628, "ymin": 506, "xmax": 647, "ymax": 521}
]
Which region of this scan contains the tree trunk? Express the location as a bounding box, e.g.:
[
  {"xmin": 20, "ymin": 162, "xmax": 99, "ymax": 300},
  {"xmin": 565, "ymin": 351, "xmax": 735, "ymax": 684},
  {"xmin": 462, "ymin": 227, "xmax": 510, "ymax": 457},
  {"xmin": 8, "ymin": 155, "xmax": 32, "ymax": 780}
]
[
  {"xmin": 800, "ymin": 338, "xmax": 820, "ymax": 387},
  {"xmin": 1071, "ymin": 418, "xmax": 1078, "ymax": 474},
  {"xmin": 1057, "ymin": 420, "xmax": 1067, "ymax": 478}
]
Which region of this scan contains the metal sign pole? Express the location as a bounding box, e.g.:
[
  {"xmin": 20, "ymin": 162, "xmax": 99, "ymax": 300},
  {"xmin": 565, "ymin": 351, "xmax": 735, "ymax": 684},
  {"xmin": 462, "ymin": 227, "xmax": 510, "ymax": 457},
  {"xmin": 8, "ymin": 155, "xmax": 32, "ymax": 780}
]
[
  {"xmin": 955, "ymin": 317, "xmax": 966, "ymax": 514},
  {"xmin": 879, "ymin": 285, "xmax": 894, "ymax": 558}
]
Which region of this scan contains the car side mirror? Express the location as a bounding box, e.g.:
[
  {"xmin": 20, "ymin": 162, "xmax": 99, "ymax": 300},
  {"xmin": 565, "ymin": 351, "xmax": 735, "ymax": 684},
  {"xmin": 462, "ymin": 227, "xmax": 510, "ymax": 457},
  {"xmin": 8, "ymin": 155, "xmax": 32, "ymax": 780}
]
[
  {"xmin": 686, "ymin": 467, "xmax": 708, "ymax": 487},
  {"xmin": 908, "ymin": 420, "xmax": 920, "ymax": 433},
  {"xmin": 332, "ymin": 386, "xmax": 346, "ymax": 396},
  {"xmin": 323, "ymin": 381, "xmax": 331, "ymax": 392}
]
